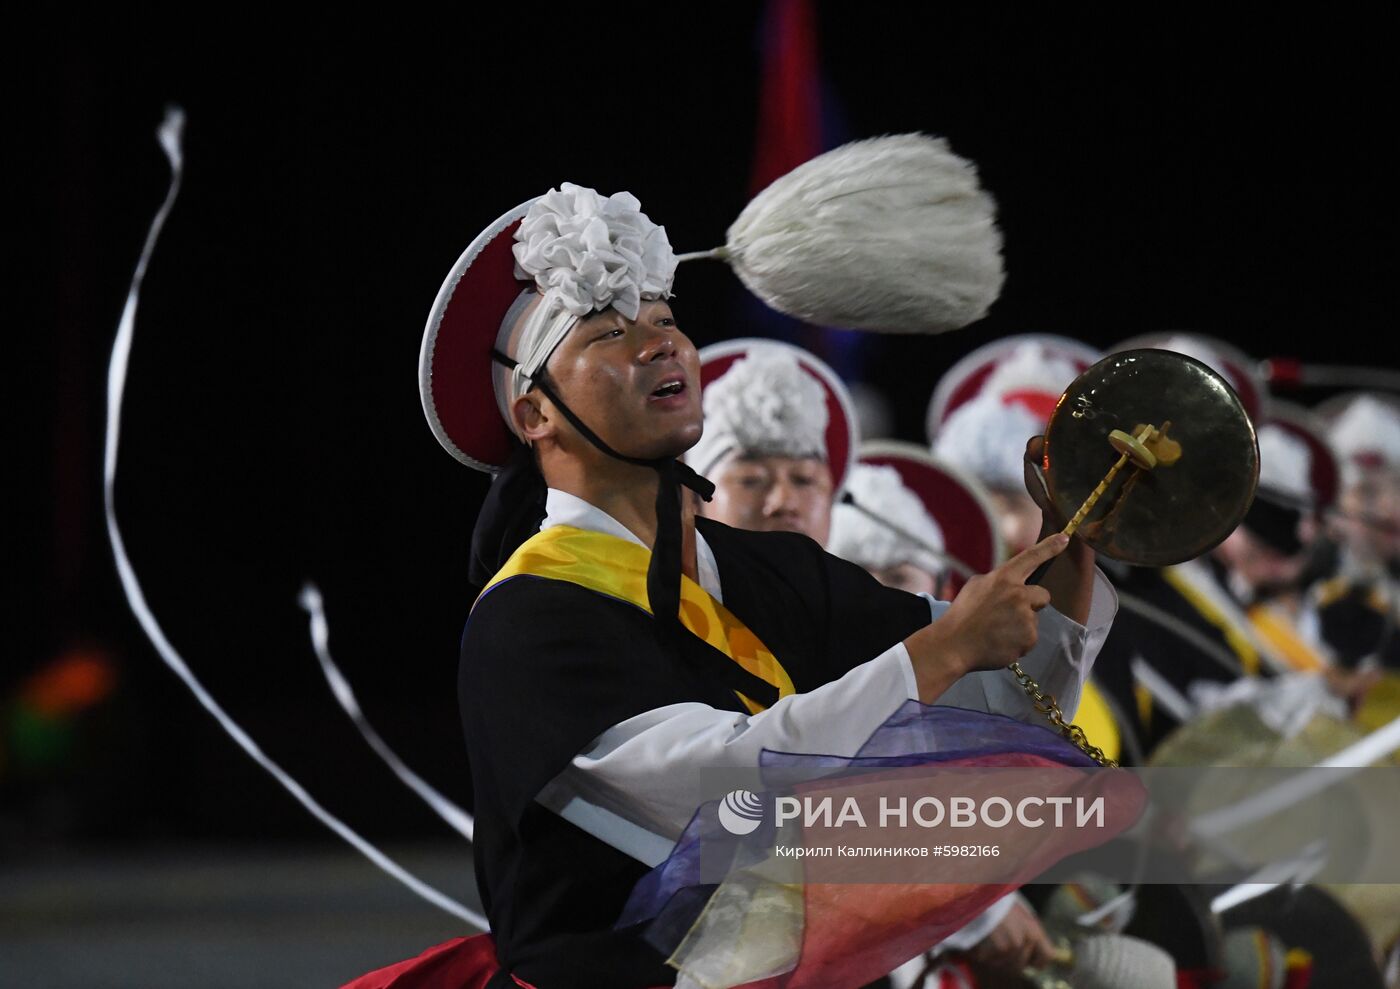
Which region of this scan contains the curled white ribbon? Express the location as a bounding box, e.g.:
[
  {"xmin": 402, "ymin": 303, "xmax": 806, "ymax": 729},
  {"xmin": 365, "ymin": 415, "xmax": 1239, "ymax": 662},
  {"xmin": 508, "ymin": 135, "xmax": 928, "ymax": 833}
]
[{"xmin": 104, "ymin": 106, "xmax": 486, "ymax": 931}]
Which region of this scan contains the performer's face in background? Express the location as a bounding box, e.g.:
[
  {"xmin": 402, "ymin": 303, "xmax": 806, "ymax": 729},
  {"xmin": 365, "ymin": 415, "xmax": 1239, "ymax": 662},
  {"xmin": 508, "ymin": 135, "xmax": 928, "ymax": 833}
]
[
  {"xmin": 866, "ymin": 561, "xmax": 942, "ymax": 597},
  {"xmin": 1215, "ymin": 525, "xmax": 1310, "ymax": 601},
  {"xmin": 705, "ymin": 454, "xmax": 834, "ymax": 543},
  {"xmin": 987, "ymin": 487, "xmax": 1042, "ymax": 557},
  {"xmin": 1335, "ymin": 470, "xmax": 1400, "ymax": 570},
  {"xmin": 537, "ymin": 301, "xmax": 703, "ymax": 460}
]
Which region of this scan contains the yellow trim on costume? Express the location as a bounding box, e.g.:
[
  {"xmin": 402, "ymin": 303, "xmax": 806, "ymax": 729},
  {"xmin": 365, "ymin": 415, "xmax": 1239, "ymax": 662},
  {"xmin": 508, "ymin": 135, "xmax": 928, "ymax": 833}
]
[
  {"xmin": 1161, "ymin": 568, "xmax": 1261, "ymax": 675},
  {"xmin": 1314, "ymin": 575, "xmax": 1352, "ymax": 609},
  {"xmin": 1074, "ymin": 681, "xmax": 1121, "ymax": 764},
  {"xmin": 1284, "ymin": 946, "xmax": 1313, "ymax": 973},
  {"xmin": 1134, "ymin": 681, "xmax": 1154, "ymax": 732},
  {"xmin": 482, "ymin": 526, "xmax": 795, "ymax": 713},
  {"xmin": 1316, "ymin": 575, "xmax": 1392, "ymax": 615},
  {"xmin": 1247, "ymin": 604, "xmax": 1327, "ymax": 672}
]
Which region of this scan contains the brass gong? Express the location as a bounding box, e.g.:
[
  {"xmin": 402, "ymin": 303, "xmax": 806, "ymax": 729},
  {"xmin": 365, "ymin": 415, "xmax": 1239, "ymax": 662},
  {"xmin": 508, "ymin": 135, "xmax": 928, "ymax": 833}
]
[{"xmin": 1043, "ymin": 349, "xmax": 1260, "ymax": 567}]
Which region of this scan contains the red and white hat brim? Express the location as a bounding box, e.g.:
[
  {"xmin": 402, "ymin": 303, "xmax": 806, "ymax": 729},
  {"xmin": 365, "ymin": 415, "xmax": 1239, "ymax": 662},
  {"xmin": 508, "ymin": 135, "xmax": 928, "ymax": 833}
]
[
  {"xmin": 1262, "ymin": 401, "xmax": 1341, "ymax": 511},
  {"xmin": 926, "ymin": 333, "xmax": 1102, "ymax": 442},
  {"xmin": 419, "ymin": 198, "xmax": 539, "ymax": 473}
]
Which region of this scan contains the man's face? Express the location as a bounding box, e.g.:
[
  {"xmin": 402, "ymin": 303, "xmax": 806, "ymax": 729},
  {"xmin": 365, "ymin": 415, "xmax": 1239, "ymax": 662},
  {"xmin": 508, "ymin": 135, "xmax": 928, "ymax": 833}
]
[
  {"xmin": 1335, "ymin": 471, "xmax": 1400, "ymax": 568},
  {"xmin": 1216, "ymin": 525, "xmax": 1309, "ymax": 601},
  {"xmin": 987, "ymin": 487, "xmax": 1043, "ymax": 557},
  {"xmin": 532, "ymin": 300, "xmax": 703, "ymax": 461},
  {"xmin": 705, "ymin": 454, "xmax": 834, "ymax": 544}
]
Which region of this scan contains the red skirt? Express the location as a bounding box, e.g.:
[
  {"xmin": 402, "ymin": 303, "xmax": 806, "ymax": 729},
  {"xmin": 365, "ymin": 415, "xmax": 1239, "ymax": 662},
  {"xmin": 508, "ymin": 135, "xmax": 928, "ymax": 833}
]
[{"xmin": 340, "ymin": 934, "xmax": 535, "ymax": 989}]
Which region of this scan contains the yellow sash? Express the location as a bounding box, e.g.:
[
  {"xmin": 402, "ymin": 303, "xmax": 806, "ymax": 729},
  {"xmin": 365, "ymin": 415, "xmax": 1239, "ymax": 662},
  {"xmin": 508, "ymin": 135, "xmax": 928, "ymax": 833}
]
[
  {"xmin": 1162, "ymin": 567, "xmax": 1262, "ymax": 675},
  {"xmin": 481, "ymin": 526, "xmax": 795, "ymax": 714},
  {"xmin": 1247, "ymin": 604, "xmax": 1327, "ymax": 672},
  {"xmin": 1075, "ymin": 680, "xmax": 1122, "ymax": 765}
]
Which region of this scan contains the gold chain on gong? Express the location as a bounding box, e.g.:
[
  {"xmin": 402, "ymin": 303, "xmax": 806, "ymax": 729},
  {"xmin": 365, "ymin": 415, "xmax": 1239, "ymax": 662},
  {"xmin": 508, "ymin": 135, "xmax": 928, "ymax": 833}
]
[{"xmin": 1009, "ymin": 661, "xmax": 1118, "ymax": 768}]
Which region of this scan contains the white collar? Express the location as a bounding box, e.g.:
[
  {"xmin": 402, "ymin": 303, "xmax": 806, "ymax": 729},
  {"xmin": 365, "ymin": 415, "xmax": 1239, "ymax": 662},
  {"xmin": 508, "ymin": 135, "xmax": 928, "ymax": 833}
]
[{"xmin": 541, "ymin": 488, "xmax": 723, "ymax": 603}]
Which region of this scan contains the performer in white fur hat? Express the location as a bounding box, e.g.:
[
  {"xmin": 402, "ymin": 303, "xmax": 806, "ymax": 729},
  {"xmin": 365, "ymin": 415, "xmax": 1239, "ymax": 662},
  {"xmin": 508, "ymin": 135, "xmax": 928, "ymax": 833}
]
[
  {"xmin": 689, "ymin": 338, "xmax": 856, "ymax": 546},
  {"xmin": 929, "ymin": 334, "xmax": 1101, "ymax": 556},
  {"xmin": 361, "ymin": 137, "xmax": 1123, "ymax": 987},
  {"xmin": 1220, "ymin": 408, "xmax": 1368, "ymax": 687},
  {"xmin": 1218, "ymin": 411, "xmax": 1337, "ymax": 613},
  {"xmin": 1310, "ymin": 392, "xmax": 1400, "ymax": 672},
  {"xmin": 1319, "ymin": 392, "xmax": 1400, "ymax": 575}
]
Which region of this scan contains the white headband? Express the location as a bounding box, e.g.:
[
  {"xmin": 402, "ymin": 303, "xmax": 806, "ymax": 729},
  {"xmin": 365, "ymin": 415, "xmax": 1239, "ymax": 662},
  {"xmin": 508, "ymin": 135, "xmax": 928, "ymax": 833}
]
[{"xmin": 493, "ymin": 184, "xmax": 678, "ymax": 433}]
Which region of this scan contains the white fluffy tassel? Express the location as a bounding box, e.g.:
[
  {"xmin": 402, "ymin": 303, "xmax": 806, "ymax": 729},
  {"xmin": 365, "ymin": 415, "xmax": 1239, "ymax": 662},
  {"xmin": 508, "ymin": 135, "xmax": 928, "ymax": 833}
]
[{"xmin": 709, "ymin": 134, "xmax": 1005, "ymax": 334}]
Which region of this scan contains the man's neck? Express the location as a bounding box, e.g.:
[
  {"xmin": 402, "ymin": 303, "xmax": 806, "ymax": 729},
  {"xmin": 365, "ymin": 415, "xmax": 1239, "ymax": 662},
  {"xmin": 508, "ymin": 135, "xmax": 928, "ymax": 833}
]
[{"xmin": 544, "ymin": 457, "xmax": 701, "ymax": 581}]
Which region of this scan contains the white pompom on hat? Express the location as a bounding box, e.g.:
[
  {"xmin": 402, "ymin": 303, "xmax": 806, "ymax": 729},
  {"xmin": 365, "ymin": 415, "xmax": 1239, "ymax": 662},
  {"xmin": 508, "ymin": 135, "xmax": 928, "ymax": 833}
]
[{"xmin": 714, "ymin": 134, "xmax": 1005, "ymax": 334}]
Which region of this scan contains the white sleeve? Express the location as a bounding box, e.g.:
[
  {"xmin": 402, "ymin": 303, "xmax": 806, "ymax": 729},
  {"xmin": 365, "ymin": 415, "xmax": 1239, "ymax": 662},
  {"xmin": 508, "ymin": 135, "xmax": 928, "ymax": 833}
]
[
  {"xmin": 536, "ymin": 641, "xmax": 920, "ymax": 865},
  {"xmin": 928, "ymin": 568, "xmax": 1117, "ymax": 722},
  {"xmin": 539, "ymin": 571, "xmax": 1117, "ymax": 866}
]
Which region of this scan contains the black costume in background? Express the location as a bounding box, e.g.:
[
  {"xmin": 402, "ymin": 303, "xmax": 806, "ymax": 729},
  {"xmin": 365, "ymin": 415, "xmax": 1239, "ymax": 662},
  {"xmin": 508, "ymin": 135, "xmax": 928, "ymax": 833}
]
[
  {"xmin": 1314, "ymin": 575, "xmax": 1400, "ymax": 670},
  {"xmin": 460, "ymin": 517, "xmax": 931, "ymax": 988},
  {"xmin": 1092, "ymin": 561, "xmax": 1258, "ymax": 759}
]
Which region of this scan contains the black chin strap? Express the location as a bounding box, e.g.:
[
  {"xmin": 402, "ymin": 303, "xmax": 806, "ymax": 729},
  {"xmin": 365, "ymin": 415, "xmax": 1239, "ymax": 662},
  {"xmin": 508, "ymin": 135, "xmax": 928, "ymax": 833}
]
[{"xmin": 483, "ymin": 351, "xmax": 775, "ymax": 708}]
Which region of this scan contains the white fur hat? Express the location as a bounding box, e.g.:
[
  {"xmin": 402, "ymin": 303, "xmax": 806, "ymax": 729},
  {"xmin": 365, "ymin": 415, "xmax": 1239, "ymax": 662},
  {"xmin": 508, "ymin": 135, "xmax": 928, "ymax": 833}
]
[
  {"xmin": 688, "ymin": 339, "xmax": 858, "ymax": 492},
  {"xmin": 1244, "ymin": 403, "xmax": 1339, "ymax": 552},
  {"xmin": 1257, "ymin": 422, "xmax": 1314, "ymax": 506},
  {"xmin": 828, "ymin": 464, "xmax": 947, "ymax": 575},
  {"xmin": 1322, "ymin": 393, "xmax": 1400, "ymax": 483},
  {"xmin": 927, "ymin": 335, "xmax": 1100, "ymax": 491},
  {"xmin": 932, "ymin": 398, "xmax": 1047, "ymax": 492}
]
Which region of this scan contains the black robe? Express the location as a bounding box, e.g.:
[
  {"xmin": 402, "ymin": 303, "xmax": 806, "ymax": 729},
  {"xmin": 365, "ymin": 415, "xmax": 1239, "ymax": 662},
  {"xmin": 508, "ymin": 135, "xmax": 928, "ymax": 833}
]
[
  {"xmin": 1093, "ymin": 560, "xmax": 1260, "ymax": 758},
  {"xmin": 459, "ymin": 517, "xmax": 931, "ymax": 988},
  {"xmin": 1313, "ymin": 575, "xmax": 1400, "ymax": 669}
]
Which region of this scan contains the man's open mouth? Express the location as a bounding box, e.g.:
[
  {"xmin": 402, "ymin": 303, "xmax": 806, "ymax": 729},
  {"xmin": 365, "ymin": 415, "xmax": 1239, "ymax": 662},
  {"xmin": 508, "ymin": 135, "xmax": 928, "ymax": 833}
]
[{"xmin": 651, "ymin": 379, "xmax": 686, "ymax": 398}]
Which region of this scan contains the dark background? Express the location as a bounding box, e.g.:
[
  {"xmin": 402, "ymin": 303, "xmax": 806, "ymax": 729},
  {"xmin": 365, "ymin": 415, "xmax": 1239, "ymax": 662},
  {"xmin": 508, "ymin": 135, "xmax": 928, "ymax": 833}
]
[{"xmin": 17, "ymin": 7, "xmax": 1398, "ymax": 854}]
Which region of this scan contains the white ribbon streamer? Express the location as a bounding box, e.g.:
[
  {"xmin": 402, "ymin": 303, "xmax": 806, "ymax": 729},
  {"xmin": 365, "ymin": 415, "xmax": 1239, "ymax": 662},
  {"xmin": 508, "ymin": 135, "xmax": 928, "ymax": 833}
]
[
  {"xmin": 1192, "ymin": 713, "xmax": 1400, "ymax": 840},
  {"xmin": 103, "ymin": 106, "xmax": 486, "ymax": 931},
  {"xmin": 298, "ymin": 583, "xmax": 476, "ymax": 841},
  {"xmin": 1208, "ymin": 842, "xmax": 1326, "ymax": 913},
  {"xmin": 1129, "ymin": 656, "xmax": 1197, "ymax": 724}
]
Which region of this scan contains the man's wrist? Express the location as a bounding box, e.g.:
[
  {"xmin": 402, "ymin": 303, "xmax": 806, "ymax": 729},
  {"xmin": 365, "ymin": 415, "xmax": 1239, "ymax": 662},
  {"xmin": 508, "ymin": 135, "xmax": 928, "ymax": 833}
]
[{"xmin": 907, "ymin": 623, "xmax": 972, "ymax": 703}]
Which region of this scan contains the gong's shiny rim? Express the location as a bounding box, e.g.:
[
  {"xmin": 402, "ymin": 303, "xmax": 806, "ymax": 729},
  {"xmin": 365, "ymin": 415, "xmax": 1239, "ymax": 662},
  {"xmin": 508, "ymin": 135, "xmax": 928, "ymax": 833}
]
[{"xmin": 1043, "ymin": 349, "xmax": 1260, "ymax": 567}]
